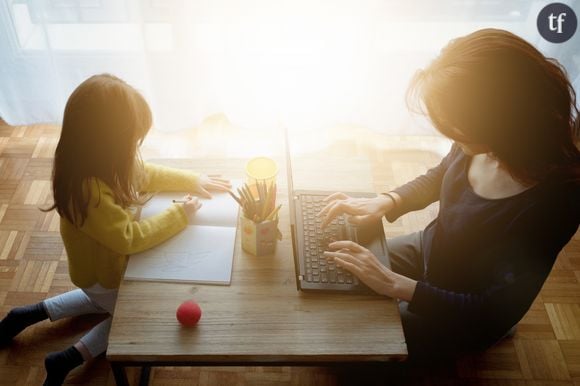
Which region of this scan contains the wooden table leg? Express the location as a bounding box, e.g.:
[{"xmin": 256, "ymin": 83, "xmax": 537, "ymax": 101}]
[
  {"xmin": 110, "ymin": 362, "xmax": 130, "ymax": 386},
  {"xmin": 139, "ymin": 366, "xmax": 152, "ymax": 386}
]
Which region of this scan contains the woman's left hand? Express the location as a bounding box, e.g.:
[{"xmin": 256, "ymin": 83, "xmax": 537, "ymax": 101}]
[
  {"xmin": 197, "ymin": 174, "xmax": 232, "ymax": 199},
  {"xmin": 323, "ymin": 240, "xmax": 417, "ymax": 300}
]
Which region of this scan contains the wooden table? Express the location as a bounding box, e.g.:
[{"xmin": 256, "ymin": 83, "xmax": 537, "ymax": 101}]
[{"xmin": 106, "ymin": 157, "xmax": 407, "ymax": 386}]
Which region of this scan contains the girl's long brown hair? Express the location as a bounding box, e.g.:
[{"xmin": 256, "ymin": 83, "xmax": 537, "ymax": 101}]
[
  {"xmin": 44, "ymin": 74, "xmax": 152, "ymax": 226},
  {"xmin": 407, "ymin": 28, "xmax": 579, "ymax": 184}
]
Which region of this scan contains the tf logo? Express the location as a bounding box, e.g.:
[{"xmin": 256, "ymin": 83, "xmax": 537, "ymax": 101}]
[{"xmin": 537, "ymin": 3, "xmax": 577, "ymax": 43}]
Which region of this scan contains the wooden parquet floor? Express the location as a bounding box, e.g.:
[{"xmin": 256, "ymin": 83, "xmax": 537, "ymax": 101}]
[{"xmin": 0, "ymin": 123, "xmax": 578, "ymax": 386}]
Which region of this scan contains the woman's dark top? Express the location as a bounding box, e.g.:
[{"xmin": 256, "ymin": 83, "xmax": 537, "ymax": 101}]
[{"xmin": 385, "ymin": 144, "xmax": 579, "ymax": 344}]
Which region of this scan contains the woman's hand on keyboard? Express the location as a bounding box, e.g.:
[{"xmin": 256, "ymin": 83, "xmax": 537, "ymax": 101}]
[
  {"xmin": 323, "ymin": 240, "xmax": 395, "ymax": 297},
  {"xmin": 317, "ymin": 192, "xmax": 394, "ymax": 228},
  {"xmin": 323, "ymin": 240, "xmax": 417, "ymax": 300}
]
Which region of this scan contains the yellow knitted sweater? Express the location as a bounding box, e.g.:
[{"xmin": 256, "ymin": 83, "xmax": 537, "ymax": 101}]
[{"xmin": 60, "ymin": 163, "xmax": 200, "ymax": 289}]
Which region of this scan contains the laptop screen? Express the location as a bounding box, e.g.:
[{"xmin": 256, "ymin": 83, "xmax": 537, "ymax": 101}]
[
  {"xmin": 284, "ymin": 128, "xmax": 301, "ymax": 290},
  {"xmin": 284, "ymin": 128, "xmax": 296, "ymax": 226}
]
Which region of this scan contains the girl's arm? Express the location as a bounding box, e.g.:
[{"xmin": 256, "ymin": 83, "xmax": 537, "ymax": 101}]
[
  {"xmin": 141, "ymin": 163, "xmax": 201, "ymax": 193},
  {"xmin": 79, "ymin": 179, "xmax": 189, "ymax": 256}
]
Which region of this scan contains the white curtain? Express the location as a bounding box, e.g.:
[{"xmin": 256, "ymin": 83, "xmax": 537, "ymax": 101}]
[{"xmin": 0, "ymin": 0, "xmax": 578, "ymax": 133}]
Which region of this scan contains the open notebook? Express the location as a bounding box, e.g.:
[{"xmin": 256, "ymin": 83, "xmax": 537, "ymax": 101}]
[{"xmin": 124, "ymin": 181, "xmax": 240, "ymax": 285}]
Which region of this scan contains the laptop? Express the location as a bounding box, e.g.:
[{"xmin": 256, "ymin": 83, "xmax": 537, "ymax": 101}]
[{"xmin": 285, "ymin": 131, "xmax": 390, "ymax": 293}]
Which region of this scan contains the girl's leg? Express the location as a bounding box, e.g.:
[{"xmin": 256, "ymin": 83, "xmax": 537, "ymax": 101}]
[
  {"xmin": 43, "ymin": 345, "xmax": 84, "ymax": 386},
  {"xmin": 74, "ymin": 285, "xmax": 117, "ymax": 358},
  {"xmin": 77, "ymin": 316, "xmax": 113, "ymax": 359},
  {"xmin": 43, "ymin": 289, "xmax": 109, "ymax": 321},
  {"xmin": 43, "ymin": 286, "xmax": 117, "ymax": 386},
  {"xmin": 0, "ymin": 302, "xmax": 48, "ymax": 346},
  {"xmin": 43, "ymin": 317, "xmax": 113, "ymax": 386},
  {"xmin": 45, "ymin": 285, "xmax": 117, "ymax": 358},
  {"xmin": 80, "ymin": 286, "xmax": 117, "ymax": 314},
  {"xmin": 0, "ymin": 288, "xmax": 107, "ymax": 346}
]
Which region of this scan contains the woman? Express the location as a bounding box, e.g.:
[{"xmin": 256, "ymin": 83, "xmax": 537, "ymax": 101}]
[{"xmin": 319, "ymin": 29, "xmax": 579, "ymax": 358}]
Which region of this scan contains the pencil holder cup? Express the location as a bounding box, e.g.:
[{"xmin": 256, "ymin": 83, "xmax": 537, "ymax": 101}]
[
  {"xmin": 245, "ymin": 157, "xmax": 278, "ymax": 200},
  {"xmin": 241, "ymin": 215, "xmax": 278, "ymax": 256}
]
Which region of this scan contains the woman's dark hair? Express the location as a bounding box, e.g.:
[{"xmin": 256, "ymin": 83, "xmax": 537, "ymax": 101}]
[
  {"xmin": 407, "ymin": 28, "xmax": 579, "ymax": 184},
  {"xmin": 44, "ymin": 74, "xmax": 152, "ymax": 225}
]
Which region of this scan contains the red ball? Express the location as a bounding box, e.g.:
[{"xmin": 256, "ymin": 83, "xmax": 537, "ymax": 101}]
[{"xmin": 176, "ymin": 300, "xmax": 202, "ymax": 326}]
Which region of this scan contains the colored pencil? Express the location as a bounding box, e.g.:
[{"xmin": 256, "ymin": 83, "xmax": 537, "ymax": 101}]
[{"xmin": 229, "ymin": 182, "xmax": 280, "ymax": 223}]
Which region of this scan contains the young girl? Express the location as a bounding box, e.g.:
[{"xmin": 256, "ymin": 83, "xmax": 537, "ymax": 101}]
[
  {"xmin": 0, "ymin": 74, "xmax": 231, "ymax": 385},
  {"xmin": 319, "ymin": 29, "xmax": 579, "ymax": 358}
]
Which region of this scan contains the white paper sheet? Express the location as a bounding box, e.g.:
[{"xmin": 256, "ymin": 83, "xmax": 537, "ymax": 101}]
[
  {"xmin": 125, "ymin": 180, "xmax": 241, "ymax": 285},
  {"xmin": 124, "ymin": 225, "xmax": 237, "ymax": 284},
  {"xmin": 140, "ymin": 180, "xmax": 242, "ymax": 228}
]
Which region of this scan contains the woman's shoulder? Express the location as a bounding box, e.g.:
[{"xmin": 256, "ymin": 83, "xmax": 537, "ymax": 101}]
[
  {"xmin": 509, "ymin": 179, "xmax": 578, "ymax": 262},
  {"xmin": 528, "ymin": 178, "xmax": 580, "ymax": 230},
  {"xmin": 542, "ymin": 178, "xmax": 579, "ymax": 209},
  {"xmin": 559, "ymin": 180, "xmax": 580, "ymax": 221},
  {"xmin": 446, "ymin": 142, "xmax": 465, "ymax": 162},
  {"xmin": 438, "ymin": 142, "xmax": 466, "ymax": 172}
]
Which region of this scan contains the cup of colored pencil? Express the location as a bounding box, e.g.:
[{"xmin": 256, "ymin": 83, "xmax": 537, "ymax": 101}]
[{"xmin": 228, "ymin": 181, "xmax": 282, "ymax": 256}]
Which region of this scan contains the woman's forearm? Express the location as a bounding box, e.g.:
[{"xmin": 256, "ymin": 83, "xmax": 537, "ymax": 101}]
[
  {"xmin": 388, "ymin": 191, "xmax": 403, "ymax": 209},
  {"xmin": 379, "ymin": 191, "xmax": 402, "ymax": 216},
  {"xmin": 391, "ymin": 273, "xmax": 417, "ymax": 302}
]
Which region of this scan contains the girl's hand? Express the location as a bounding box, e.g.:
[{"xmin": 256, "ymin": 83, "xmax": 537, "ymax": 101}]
[
  {"xmin": 323, "ymin": 240, "xmax": 417, "ymax": 300},
  {"xmin": 197, "ymin": 175, "xmax": 232, "ymax": 199},
  {"xmin": 317, "ymin": 192, "xmax": 394, "ymax": 228},
  {"xmin": 181, "ymin": 194, "xmax": 202, "ymax": 217}
]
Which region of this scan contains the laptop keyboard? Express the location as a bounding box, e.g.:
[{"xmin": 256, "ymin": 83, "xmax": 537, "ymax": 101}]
[{"xmin": 301, "ymin": 195, "xmax": 358, "ymax": 285}]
